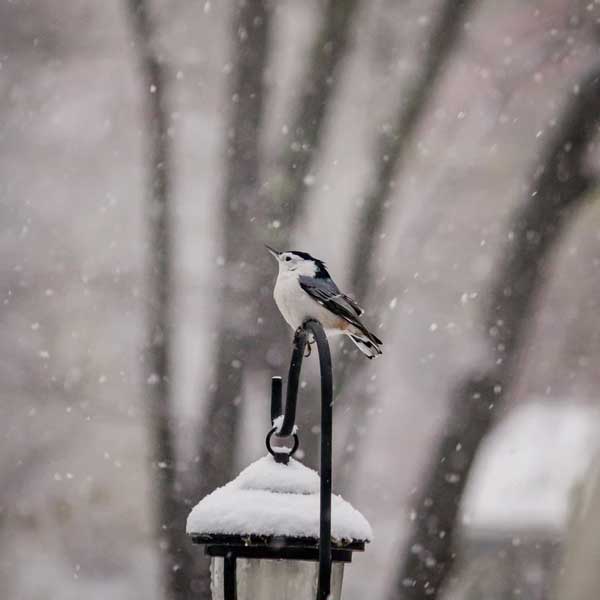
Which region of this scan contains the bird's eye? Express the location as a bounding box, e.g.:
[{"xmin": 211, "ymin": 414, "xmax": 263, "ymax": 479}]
[{"xmin": 285, "ymin": 256, "xmax": 292, "ymax": 262}]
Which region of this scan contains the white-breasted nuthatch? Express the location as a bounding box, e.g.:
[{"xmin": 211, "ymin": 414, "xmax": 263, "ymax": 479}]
[{"xmin": 266, "ymin": 246, "xmax": 383, "ymax": 359}]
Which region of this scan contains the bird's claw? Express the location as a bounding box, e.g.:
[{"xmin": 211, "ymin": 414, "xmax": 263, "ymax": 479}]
[{"xmin": 304, "ymin": 342, "xmax": 313, "ymax": 358}]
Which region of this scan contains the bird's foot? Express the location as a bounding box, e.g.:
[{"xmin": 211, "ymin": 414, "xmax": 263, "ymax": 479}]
[{"xmin": 304, "ymin": 342, "xmax": 314, "ymax": 358}]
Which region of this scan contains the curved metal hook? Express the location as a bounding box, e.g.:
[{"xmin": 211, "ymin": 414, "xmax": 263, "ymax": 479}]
[
  {"xmin": 273, "ymin": 327, "xmax": 309, "ymax": 437},
  {"xmin": 268, "ymin": 319, "xmax": 333, "ymax": 600}
]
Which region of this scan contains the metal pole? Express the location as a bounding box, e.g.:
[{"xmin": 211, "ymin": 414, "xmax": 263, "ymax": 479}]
[
  {"xmin": 305, "ymin": 321, "xmax": 333, "ymax": 600},
  {"xmin": 223, "ymin": 552, "xmax": 237, "ymax": 600},
  {"xmin": 269, "ymin": 320, "xmax": 333, "ymax": 600},
  {"xmin": 270, "ymin": 376, "xmax": 283, "ymax": 423},
  {"xmin": 278, "ymin": 329, "xmax": 308, "ymax": 437}
]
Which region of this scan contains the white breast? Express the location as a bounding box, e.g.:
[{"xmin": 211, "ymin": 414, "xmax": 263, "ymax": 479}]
[{"xmin": 273, "ymin": 272, "xmax": 343, "ymax": 334}]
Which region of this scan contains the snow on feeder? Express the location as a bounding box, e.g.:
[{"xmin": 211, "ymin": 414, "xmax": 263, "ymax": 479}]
[
  {"xmin": 187, "ymin": 455, "xmax": 371, "ymax": 599},
  {"xmin": 187, "ymin": 320, "xmax": 372, "ymax": 599}
]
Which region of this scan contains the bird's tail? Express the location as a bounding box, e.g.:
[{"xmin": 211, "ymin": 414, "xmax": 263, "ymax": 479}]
[{"xmin": 347, "ymin": 330, "xmax": 383, "ymax": 360}]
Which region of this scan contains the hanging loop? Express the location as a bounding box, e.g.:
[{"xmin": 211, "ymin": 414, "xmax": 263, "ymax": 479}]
[{"xmin": 265, "ymin": 427, "xmax": 300, "ymax": 464}]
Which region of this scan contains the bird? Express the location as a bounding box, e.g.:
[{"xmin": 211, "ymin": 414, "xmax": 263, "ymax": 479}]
[{"xmin": 266, "ymin": 246, "xmax": 383, "ymax": 359}]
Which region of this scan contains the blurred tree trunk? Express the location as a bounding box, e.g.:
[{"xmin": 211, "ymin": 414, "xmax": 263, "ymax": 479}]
[
  {"xmin": 270, "ymin": 0, "xmax": 361, "ymax": 234},
  {"xmin": 125, "ymin": 1, "xmax": 183, "ymax": 598},
  {"xmin": 196, "ymin": 0, "xmax": 361, "ymax": 514},
  {"xmin": 335, "ymin": 0, "xmax": 476, "ymax": 488},
  {"xmin": 190, "ymin": 1, "xmax": 362, "ymax": 596},
  {"xmin": 192, "ymin": 1, "xmax": 272, "ymax": 598},
  {"xmin": 388, "ymin": 67, "xmax": 600, "ymax": 600},
  {"xmin": 349, "ymin": 0, "xmax": 476, "ymax": 302},
  {"xmin": 255, "ymin": 0, "xmax": 362, "ymax": 470}
]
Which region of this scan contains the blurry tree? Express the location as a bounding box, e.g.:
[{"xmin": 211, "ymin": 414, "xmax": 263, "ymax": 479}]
[
  {"xmin": 270, "ymin": 0, "xmax": 360, "ymax": 233},
  {"xmin": 193, "ymin": 0, "xmax": 272, "ymax": 596},
  {"xmin": 125, "ymin": 0, "xmax": 363, "ymax": 597},
  {"xmin": 188, "ymin": 0, "xmax": 366, "ymax": 591},
  {"xmin": 335, "ymin": 0, "xmax": 477, "ymax": 485},
  {"xmin": 348, "ymin": 0, "xmax": 476, "ymax": 302},
  {"xmin": 388, "ymin": 66, "xmax": 600, "ymax": 600},
  {"xmin": 125, "ymin": 0, "xmax": 182, "ymax": 598},
  {"xmin": 195, "ymin": 0, "xmax": 361, "ymax": 554},
  {"xmin": 265, "ymin": 0, "xmax": 361, "ymax": 473}
]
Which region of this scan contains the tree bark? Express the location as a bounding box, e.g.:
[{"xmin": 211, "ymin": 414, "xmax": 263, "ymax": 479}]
[
  {"xmin": 388, "ymin": 66, "xmax": 600, "ymax": 600},
  {"xmin": 349, "ymin": 0, "xmax": 477, "ymax": 302},
  {"xmin": 264, "ymin": 0, "xmax": 363, "ymax": 472},
  {"xmin": 270, "ymin": 0, "xmax": 361, "ymax": 237},
  {"xmin": 191, "ymin": 1, "xmax": 272, "ymax": 598},
  {"xmin": 197, "ymin": 0, "xmax": 362, "ymax": 511},
  {"xmin": 125, "ymin": 0, "xmax": 182, "ymax": 598},
  {"xmin": 335, "ymin": 0, "xmax": 477, "ymax": 489}
]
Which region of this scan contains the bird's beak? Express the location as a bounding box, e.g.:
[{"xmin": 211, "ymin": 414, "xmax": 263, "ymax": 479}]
[{"xmin": 265, "ymin": 244, "xmax": 281, "ymax": 260}]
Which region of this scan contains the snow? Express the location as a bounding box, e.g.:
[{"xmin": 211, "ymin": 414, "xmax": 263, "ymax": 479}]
[
  {"xmin": 187, "ymin": 455, "xmax": 372, "ymax": 542},
  {"xmin": 461, "ymin": 401, "xmax": 600, "ymax": 533},
  {"xmin": 271, "ymin": 415, "xmax": 298, "ymax": 435}
]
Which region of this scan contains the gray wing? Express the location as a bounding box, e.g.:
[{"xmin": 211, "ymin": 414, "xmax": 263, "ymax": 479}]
[
  {"xmin": 298, "ymin": 276, "xmax": 364, "ymax": 323},
  {"xmin": 299, "ymin": 275, "xmax": 383, "ymax": 346}
]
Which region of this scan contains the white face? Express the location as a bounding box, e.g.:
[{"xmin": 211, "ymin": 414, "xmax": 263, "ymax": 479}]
[{"xmin": 268, "ymin": 249, "xmax": 317, "ymax": 277}]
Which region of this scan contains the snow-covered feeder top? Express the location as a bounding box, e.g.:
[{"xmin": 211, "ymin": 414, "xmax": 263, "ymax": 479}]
[{"xmin": 186, "ymin": 455, "xmax": 372, "ymax": 544}]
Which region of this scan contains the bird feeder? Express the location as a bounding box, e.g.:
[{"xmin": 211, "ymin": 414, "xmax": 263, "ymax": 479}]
[
  {"xmin": 187, "ymin": 454, "xmax": 370, "ymax": 599},
  {"xmin": 187, "ymin": 320, "xmax": 372, "ymax": 599}
]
